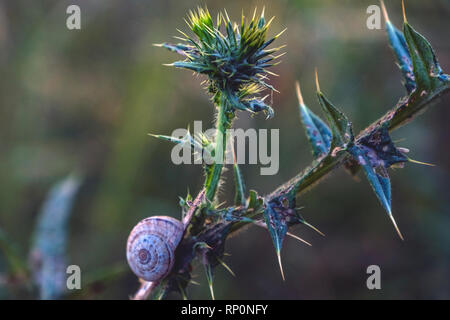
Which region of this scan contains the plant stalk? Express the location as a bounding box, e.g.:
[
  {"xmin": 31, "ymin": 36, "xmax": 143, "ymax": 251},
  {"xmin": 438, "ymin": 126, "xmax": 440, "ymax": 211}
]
[
  {"xmin": 205, "ymin": 94, "xmax": 233, "ymax": 202},
  {"xmin": 230, "ymin": 84, "xmax": 450, "ymax": 235}
]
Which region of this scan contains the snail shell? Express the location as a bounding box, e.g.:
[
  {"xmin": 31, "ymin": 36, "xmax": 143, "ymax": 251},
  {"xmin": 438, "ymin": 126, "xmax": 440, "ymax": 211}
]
[{"xmin": 126, "ymin": 216, "xmax": 184, "ymax": 282}]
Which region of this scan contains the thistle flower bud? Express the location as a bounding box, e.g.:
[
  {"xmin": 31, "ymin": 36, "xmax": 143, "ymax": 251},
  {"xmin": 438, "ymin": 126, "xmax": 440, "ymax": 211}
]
[{"xmin": 157, "ymin": 7, "xmax": 284, "ymax": 118}]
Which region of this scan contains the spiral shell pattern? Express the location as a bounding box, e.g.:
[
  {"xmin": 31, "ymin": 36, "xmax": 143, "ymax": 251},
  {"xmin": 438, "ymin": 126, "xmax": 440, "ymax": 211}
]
[{"xmin": 126, "ymin": 216, "xmax": 184, "ymax": 282}]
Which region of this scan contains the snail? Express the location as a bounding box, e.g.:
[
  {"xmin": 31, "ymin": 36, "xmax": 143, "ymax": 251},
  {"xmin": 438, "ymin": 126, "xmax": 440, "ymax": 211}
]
[
  {"xmin": 126, "ymin": 189, "xmax": 206, "ymax": 284},
  {"xmin": 126, "ymin": 216, "xmax": 185, "ymax": 282}
]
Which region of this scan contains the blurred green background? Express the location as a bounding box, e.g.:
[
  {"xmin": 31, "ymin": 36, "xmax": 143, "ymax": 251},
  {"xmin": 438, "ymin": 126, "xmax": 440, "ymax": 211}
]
[{"xmin": 0, "ymin": 0, "xmax": 449, "ymax": 299}]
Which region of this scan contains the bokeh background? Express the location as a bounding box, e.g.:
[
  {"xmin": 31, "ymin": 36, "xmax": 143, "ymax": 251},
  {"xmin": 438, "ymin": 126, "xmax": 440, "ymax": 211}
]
[{"xmin": 0, "ymin": 0, "xmax": 449, "ymax": 299}]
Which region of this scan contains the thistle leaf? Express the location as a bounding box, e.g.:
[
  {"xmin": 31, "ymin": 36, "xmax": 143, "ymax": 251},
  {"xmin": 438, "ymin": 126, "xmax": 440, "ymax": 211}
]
[
  {"xmin": 262, "ymin": 201, "xmax": 288, "ymax": 280},
  {"xmin": 381, "ymin": 1, "xmax": 416, "ymax": 93},
  {"xmin": 403, "ymin": 20, "xmax": 448, "ymax": 91},
  {"xmin": 357, "ymin": 126, "xmax": 408, "ymax": 168},
  {"xmin": 247, "ymin": 189, "xmax": 263, "ymax": 211},
  {"xmin": 296, "ymin": 82, "xmax": 332, "ymax": 157},
  {"xmin": 348, "ymin": 146, "xmax": 403, "ymax": 240},
  {"xmin": 315, "ymin": 72, "xmax": 353, "ymax": 149}
]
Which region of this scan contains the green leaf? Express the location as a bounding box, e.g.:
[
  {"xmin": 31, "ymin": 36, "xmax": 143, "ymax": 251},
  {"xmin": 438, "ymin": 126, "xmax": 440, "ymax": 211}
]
[
  {"xmin": 316, "ymin": 91, "xmax": 353, "ymax": 149},
  {"xmin": 247, "ymin": 190, "xmax": 263, "ymax": 211},
  {"xmin": 385, "ymin": 22, "xmax": 416, "ymax": 93},
  {"xmin": 296, "ymin": 82, "xmax": 332, "ymax": 158},
  {"xmin": 262, "ymin": 201, "xmax": 287, "ymax": 280},
  {"xmin": 348, "ymin": 146, "xmax": 403, "ymax": 240},
  {"xmin": 381, "ymin": 1, "xmax": 416, "ymax": 93},
  {"xmin": 403, "ymin": 21, "xmax": 448, "ymax": 91}
]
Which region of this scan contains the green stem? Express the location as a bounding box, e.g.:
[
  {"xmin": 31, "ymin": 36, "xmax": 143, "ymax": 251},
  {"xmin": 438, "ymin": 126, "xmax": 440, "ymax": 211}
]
[
  {"xmin": 204, "ymin": 94, "xmax": 233, "ymax": 202},
  {"xmin": 287, "ymin": 84, "xmax": 450, "ymax": 198}
]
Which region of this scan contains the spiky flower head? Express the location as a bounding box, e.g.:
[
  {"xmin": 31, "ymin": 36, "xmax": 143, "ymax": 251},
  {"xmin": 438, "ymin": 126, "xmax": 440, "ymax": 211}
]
[{"xmin": 156, "ymin": 7, "xmax": 285, "ymax": 118}]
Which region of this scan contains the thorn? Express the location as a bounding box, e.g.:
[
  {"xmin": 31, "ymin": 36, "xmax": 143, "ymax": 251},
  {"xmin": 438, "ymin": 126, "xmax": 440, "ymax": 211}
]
[
  {"xmin": 302, "ymin": 221, "xmax": 326, "ymax": 237},
  {"xmin": 177, "ymin": 280, "xmax": 188, "ymax": 300},
  {"xmin": 162, "ymin": 63, "xmax": 174, "ymax": 67},
  {"xmin": 173, "ymin": 35, "xmax": 187, "ymax": 41},
  {"xmin": 402, "ymin": 0, "xmax": 407, "ymax": 23},
  {"xmin": 261, "ymin": 6, "xmax": 265, "ymax": 19},
  {"xmin": 277, "ymin": 251, "xmax": 285, "ymax": 281},
  {"xmin": 272, "ymin": 52, "xmax": 287, "ymax": 60},
  {"xmin": 223, "ymin": 9, "xmax": 230, "ymax": 22},
  {"xmin": 389, "ymin": 214, "xmax": 404, "ymax": 241},
  {"xmin": 314, "ymin": 68, "xmax": 320, "ymax": 92},
  {"xmin": 271, "ymin": 87, "xmax": 280, "ymax": 93},
  {"xmin": 156, "ymin": 291, "xmax": 164, "ymax": 300},
  {"xmin": 215, "ymin": 201, "xmax": 227, "ymax": 209},
  {"xmin": 274, "ymin": 28, "xmax": 287, "ymax": 39},
  {"xmin": 204, "ymin": 264, "xmax": 215, "ymax": 300},
  {"xmin": 194, "ymin": 241, "xmax": 212, "ymax": 251},
  {"xmin": 286, "ymin": 231, "xmax": 312, "ymax": 246},
  {"xmin": 208, "ymin": 283, "xmax": 215, "ymax": 300},
  {"xmin": 265, "ymin": 70, "xmax": 279, "ymax": 77},
  {"xmin": 295, "ymin": 81, "xmax": 305, "ymax": 106},
  {"xmin": 153, "ymin": 43, "xmax": 164, "ymax": 47},
  {"xmin": 398, "ymin": 147, "xmax": 410, "ymax": 154},
  {"xmin": 380, "ymin": 0, "xmax": 390, "ymax": 23},
  {"xmin": 265, "ymin": 16, "xmax": 276, "ymax": 29},
  {"xmin": 252, "ymin": 7, "xmax": 257, "ymax": 21},
  {"xmin": 217, "ymin": 257, "xmax": 236, "ymax": 277},
  {"xmin": 408, "ymin": 158, "xmax": 435, "ymax": 167}
]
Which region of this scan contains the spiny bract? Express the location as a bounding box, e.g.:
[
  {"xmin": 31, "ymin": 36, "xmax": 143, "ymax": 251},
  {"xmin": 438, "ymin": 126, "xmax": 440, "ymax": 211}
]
[{"xmin": 156, "ymin": 7, "xmax": 285, "ymax": 118}]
